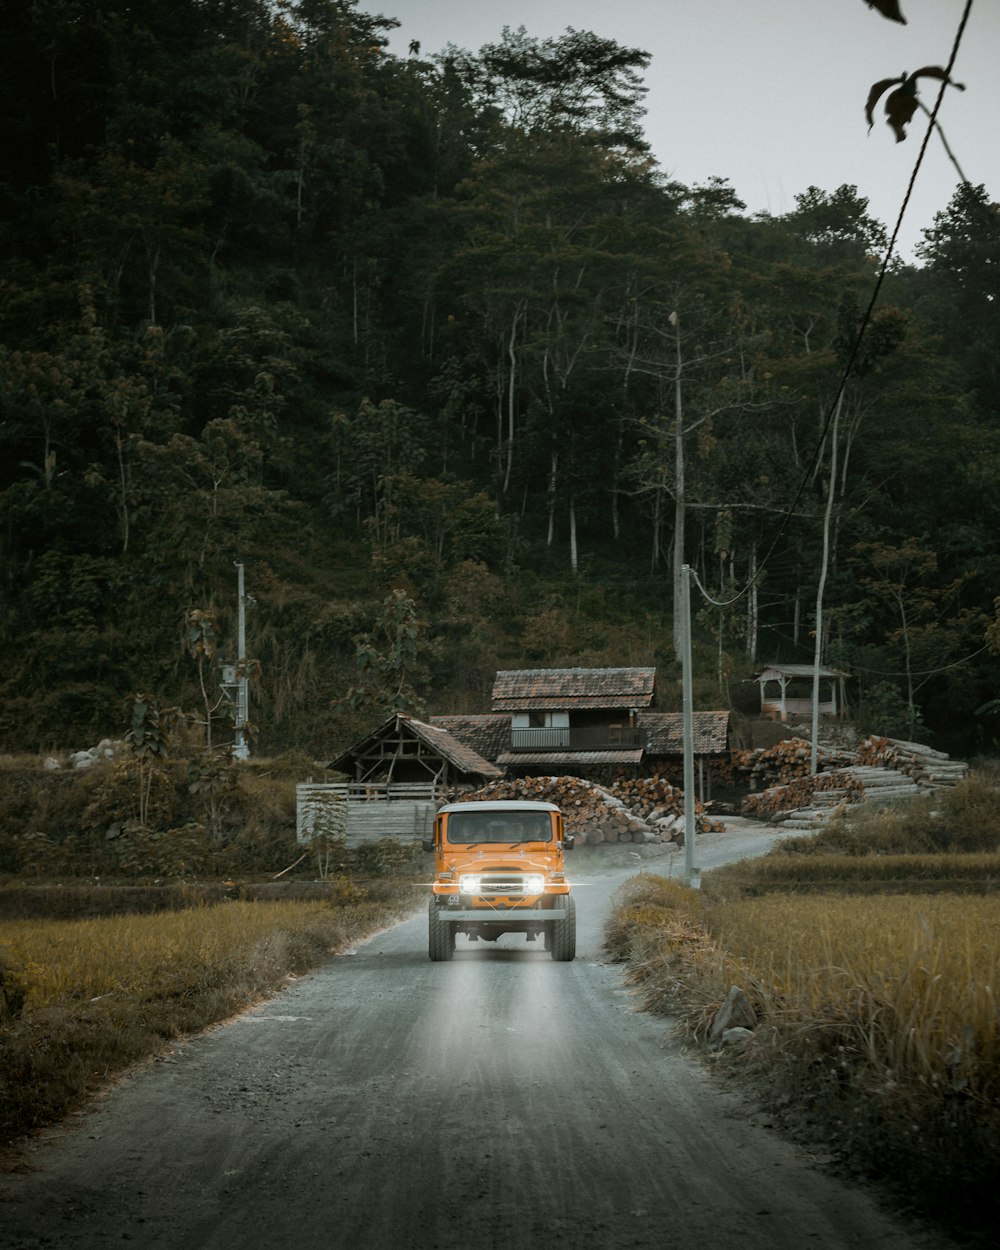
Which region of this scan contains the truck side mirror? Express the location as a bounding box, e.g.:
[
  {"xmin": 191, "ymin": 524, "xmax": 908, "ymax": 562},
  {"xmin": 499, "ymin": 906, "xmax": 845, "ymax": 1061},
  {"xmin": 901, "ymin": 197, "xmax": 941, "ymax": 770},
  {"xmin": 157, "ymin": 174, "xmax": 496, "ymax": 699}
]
[
  {"xmin": 561, "ymin": 834, "xmax": 575, "ymax": 851},
  {"xmin": 421, "ymin": 837, "xmax": 435, "ymax": 853}
]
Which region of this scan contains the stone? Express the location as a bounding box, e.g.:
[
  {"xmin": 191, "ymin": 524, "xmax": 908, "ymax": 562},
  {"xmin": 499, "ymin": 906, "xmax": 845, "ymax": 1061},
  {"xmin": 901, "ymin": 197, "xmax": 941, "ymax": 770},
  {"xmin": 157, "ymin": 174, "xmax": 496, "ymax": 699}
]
[{"xmin": 709, "ymin": 985, "xmax": 757, "ymax": 1045}]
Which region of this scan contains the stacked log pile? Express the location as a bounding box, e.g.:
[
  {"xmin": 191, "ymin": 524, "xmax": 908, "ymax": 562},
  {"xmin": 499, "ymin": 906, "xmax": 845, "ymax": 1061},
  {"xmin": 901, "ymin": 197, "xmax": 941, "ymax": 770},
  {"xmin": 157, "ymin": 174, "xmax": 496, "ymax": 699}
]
[
  {"xmin": 607, "ymin": 774, "xmax": 726, "ymax": 838},
  {"xmin": 738, "ymin": 735, "xmax": 969, "ymax": 827},
  {"xmin": 843, "ymin": 765, "xmax": 922, "ymax": 806},
  {"xmin": 462, "ymin": 775, "xmax": 722, "ymax": 845},
  {"xmin": 729, "ymin": 737, "xmax": 855, "ymax": 790},
  {"xmin": 459, "ymin": 734, "xmax": 970, "ymax": 840},
  {"xmin": 856, "ymin": 736, "xmax": 969, "ymax": 788},
  {"xmin": 741, "ymin": 770, "xmax": 864, "ymax": 822}
]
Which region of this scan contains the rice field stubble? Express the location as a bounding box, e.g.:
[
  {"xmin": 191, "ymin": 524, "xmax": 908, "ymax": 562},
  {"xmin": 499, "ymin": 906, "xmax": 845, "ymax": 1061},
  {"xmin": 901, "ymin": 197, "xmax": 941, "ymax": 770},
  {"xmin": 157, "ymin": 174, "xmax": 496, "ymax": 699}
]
[
  {"xmin": 0, "ymin": 883, "xmax": 422, "ymax": 1150},
  {"xmin": 605, "ymin": 860, "xmax": 1000, "ymax": 1243}
]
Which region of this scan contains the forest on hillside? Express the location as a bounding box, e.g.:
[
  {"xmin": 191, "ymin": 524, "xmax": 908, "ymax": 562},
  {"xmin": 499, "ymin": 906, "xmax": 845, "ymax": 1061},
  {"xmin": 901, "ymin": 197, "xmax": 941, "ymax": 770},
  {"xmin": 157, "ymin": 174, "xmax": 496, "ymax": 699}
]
[{"xmin": 2, "ymin": 0, "xmax": 1000, "ymax": 759}]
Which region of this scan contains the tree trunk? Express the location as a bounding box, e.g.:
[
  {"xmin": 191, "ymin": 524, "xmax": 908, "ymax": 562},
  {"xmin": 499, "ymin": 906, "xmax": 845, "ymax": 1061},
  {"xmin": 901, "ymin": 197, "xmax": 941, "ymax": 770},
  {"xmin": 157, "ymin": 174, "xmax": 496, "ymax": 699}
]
[
  {"xmin": 502, "ymin": 302, "xmax": 524, "ymax": 496},
  {"xmin": 650, "ymin": 486, "xmax": 661, "ymax": 574},
  {"xmin": 746, "ymin": 540, "xmax": 758, "ymax": 661},
  {"xmin": 547, "ymin": 444, "xmax": 558, "ymax": 546},
  {"xmin": 811, "ymin": 392, "xmax": 842, "ymax": 775}
]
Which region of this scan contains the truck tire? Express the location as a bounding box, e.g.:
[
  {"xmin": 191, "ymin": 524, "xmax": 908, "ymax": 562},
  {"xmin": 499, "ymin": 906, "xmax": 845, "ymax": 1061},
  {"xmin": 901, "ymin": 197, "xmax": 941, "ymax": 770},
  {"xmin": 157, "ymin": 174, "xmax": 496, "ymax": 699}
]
[
  {"xmin": 428, "ymin": 899, "xmax": 455, "ymax": 962},
  {"xmin": 550, "ymin": 895, "xmax": 576, "ymax": 962}
]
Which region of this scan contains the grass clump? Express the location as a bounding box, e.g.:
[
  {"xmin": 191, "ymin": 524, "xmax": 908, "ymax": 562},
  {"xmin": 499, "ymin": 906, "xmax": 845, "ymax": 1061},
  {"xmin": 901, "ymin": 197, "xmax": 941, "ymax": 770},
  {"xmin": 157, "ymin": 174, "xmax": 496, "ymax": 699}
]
[{"xmin": 605, "ymin": 874, "xmax": 764, "ymax": 1039}]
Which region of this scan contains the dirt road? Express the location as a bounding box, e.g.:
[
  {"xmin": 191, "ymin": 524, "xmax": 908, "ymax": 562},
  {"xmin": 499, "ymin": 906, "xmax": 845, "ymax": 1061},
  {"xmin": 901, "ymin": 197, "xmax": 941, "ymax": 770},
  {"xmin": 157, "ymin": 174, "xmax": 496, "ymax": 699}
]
[{"xmin": 1, "ymin": 832, "xmax": 950, "ymax": 1249}]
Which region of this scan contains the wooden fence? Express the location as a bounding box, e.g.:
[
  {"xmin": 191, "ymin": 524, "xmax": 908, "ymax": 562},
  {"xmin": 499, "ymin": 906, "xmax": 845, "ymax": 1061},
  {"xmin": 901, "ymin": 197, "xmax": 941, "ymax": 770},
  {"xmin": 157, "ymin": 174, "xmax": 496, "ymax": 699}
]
[{"xmin": 296, "ymin": 782, "xmax": 440, "ymax": 845}]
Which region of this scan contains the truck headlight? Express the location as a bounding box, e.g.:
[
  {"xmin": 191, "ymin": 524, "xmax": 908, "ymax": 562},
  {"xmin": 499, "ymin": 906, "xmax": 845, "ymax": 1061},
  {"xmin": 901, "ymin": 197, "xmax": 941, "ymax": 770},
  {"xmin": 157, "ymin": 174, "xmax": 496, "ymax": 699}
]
[
  {"xmin": 522, "ymin": 874, "xmax": 545, "ymax": 894},
  {"xmin": 458, "ymin": 874, "xmax": 482, "ymax": 894}
]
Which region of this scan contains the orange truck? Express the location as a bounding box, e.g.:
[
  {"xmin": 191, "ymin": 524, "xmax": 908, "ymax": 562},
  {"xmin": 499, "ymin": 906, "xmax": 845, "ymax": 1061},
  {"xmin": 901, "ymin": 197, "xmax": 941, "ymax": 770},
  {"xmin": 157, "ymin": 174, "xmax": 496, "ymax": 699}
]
[{"xmin": 423, "ymin": 799, "xmax": 576, "ymax": 961}]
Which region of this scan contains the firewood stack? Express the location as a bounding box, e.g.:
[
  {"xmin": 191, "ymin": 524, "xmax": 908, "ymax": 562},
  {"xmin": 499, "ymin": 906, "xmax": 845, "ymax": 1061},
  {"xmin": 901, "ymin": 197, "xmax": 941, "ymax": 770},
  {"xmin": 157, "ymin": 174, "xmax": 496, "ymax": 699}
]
[
  {"xmin": 856, "ymin": 736, "xmax": 969, "ymax": 787},
  {"xmin": 741, "ymin": 770, "xmax": 864, "ymax": 821},
  {"xmin": 729, "ymin": 737, "xmax": 854, "ymax": 790},
  {"xmin": 739, "ymin": 735, "xmax": 969, "ymax": 826},
  {"xmin": 461, "ymin": 775, "xmax": 722, "ymax": 845}
]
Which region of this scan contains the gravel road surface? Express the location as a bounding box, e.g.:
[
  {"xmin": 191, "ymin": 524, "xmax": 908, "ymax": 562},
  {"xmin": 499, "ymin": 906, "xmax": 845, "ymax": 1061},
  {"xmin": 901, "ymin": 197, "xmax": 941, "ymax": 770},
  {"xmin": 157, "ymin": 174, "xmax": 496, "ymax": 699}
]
[{"xmin": 1, "ymin": 827, "xmax": 951, "ymax": 1249}]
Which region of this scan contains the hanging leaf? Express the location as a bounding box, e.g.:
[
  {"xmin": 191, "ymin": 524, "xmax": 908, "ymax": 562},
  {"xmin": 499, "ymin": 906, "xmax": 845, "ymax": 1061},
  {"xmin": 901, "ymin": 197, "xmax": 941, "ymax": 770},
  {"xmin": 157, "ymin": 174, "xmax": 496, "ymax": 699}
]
[
  {"xmin": 865, "ymin": 66, "xmax": 965, "ymax": 141},
  {"xmin": 864, "ymin": 0, "xmax": 907, "ymax": 23},
  {"xmin": 865, "ymin": 74, "xmax": 906, "ymax": 130}
]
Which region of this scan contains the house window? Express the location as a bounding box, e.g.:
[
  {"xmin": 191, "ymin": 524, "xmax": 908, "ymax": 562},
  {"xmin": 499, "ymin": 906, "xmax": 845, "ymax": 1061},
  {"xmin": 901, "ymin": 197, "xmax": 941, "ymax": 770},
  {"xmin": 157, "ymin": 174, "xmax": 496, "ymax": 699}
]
[{"xmin": 511, "ymin": 711, "xmax": 569, "ymax": 748}]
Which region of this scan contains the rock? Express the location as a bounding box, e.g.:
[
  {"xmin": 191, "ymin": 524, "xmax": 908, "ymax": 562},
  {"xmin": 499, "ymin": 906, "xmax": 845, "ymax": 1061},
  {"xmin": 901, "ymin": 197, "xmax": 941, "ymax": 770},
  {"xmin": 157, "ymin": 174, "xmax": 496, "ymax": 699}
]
[
  {"xmin": 70, "ymin": 750, "xmax": 97, "ymax": 769},
  {"xmin": 709, "ymin": 985, "xmax": 757, "ymax": 1045},
  {"xmin": 43, "ymin": 757, "xmax": 61, "ymax": 770},
  {"xmin": 720, "ymin": 1027, "xmax": 755, "ymax": 1048}
]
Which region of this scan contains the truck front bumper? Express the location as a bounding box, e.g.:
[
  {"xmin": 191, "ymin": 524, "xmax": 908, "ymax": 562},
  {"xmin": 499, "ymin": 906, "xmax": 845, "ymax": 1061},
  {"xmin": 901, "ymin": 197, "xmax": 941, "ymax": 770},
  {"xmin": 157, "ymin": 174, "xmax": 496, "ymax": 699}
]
[{"xmin": 435, "ymin": 906, "xmax": 568, "ymax": 921}]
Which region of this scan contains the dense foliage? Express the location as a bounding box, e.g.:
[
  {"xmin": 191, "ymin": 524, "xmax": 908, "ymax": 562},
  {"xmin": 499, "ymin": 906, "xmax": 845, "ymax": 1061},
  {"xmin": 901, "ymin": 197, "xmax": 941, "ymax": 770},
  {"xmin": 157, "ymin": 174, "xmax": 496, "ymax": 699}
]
[{"xmin": 2, "ymin": 0, "xmax": 999, "ymax": 757}]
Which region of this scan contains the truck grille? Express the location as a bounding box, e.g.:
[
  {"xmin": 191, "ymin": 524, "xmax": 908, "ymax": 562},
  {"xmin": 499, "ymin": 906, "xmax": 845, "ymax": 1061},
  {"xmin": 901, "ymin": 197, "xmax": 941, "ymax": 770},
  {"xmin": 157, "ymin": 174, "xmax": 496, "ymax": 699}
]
[{"xmin": 477, "ymin": 875, "xmax": 527, "ymax": 895}]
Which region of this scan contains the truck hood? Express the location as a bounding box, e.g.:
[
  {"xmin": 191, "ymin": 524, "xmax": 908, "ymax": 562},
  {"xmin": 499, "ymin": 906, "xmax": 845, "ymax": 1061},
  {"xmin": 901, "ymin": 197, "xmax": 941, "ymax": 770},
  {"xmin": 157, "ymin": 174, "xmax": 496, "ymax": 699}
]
[{"xmin": 444, "ymin": 850, "xmax": 559, "ymax": 874}]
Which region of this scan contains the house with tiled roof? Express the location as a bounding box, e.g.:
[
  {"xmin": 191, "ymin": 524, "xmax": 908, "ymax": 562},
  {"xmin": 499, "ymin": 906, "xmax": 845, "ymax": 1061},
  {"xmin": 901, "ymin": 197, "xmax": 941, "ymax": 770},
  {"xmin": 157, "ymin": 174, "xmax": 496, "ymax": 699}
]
[
  {"xmin": 489, "ymin": 667, "xmax": 655, "ymax": 772},
  {"xmin": 312, "ymin": 671, "xmax": 731, "ymax": 841},
  {"xmin": 431, "ymin": 667, "xmax": 730, "ymax": 785}
]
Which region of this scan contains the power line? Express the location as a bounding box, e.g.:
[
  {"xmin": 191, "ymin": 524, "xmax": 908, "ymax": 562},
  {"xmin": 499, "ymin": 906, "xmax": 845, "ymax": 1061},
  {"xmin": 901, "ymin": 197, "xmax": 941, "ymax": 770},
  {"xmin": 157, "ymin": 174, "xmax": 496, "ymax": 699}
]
[{"xmin": 842, "ymin": 644, "xmax": 990, "ymax": 681}]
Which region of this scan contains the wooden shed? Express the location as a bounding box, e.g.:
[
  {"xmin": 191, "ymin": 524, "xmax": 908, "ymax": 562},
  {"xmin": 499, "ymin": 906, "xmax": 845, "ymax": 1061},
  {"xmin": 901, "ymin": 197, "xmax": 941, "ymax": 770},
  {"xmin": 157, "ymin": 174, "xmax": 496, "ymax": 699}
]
[
  {"xmin": 298, "ymin": 714, "xmax": 501, "ymax": 846},
  {"xmin": 327, "ymin": 712, "xmax": 501, "ymax": 788}
]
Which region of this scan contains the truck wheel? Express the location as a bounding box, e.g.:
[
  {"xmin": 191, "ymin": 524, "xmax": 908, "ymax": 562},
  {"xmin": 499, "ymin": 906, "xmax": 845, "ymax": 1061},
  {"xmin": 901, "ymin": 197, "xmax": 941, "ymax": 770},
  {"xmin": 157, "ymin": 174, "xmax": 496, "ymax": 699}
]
[
  {"xmin": 428, "ymin": 899, "xmax": 455, "ymax": 962},
  {"xmin": 550, "ymin": 895, "xmax": 576, "ymax": 962}
]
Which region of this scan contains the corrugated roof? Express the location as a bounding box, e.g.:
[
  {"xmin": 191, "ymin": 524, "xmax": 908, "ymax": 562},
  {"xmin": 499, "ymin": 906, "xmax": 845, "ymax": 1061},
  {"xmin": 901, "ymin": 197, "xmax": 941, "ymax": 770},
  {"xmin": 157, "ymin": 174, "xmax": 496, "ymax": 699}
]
[
  {"xmin": 639, "ymin": 711, "xmax": 730, "ymax": 756},
  {"xmin": 492, "ymin": 667, "xmax": 656, "ymax": 711}
]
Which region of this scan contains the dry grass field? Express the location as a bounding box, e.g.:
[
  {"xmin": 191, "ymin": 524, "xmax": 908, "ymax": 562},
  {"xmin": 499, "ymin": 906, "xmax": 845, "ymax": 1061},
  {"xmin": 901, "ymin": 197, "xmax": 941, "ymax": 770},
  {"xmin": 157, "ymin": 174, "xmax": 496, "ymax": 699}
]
[
  {"xmin": 605, "ymin": 779, "xmax": 1000, "ymax": 1246},
  {"xmin": 0, "ymin": 883, "xmax": 421, "ymax": 1148}
]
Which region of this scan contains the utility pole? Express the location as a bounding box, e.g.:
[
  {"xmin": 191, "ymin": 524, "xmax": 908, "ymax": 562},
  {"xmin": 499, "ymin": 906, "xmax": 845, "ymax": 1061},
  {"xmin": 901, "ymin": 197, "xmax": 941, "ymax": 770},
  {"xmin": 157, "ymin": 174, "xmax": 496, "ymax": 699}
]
[
  {"xmin": 680, "ymin": 564, "xmax": 699, "ymax": 888},
  {"xmin": 234, "ymin": 561, "xmax": 250, "ymax": 761},
  {"xmin": 670, "ymin": 310, "xmax": 685, "ymax": 659}
]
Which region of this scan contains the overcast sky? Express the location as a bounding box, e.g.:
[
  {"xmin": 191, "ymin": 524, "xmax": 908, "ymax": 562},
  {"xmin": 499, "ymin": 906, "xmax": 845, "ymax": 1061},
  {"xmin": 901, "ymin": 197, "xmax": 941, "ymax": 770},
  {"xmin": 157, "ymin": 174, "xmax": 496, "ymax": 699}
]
[{"xmin": 354, "ymin": 0, "xmax": 997, "ymax": 263}]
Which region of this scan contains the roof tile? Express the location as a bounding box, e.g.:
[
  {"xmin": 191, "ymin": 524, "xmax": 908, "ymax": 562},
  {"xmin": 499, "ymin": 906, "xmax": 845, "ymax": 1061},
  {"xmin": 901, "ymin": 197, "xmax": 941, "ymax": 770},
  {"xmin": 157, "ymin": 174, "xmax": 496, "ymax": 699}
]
[{"xmin": 492, "ymin": 667, "xmax": 656, "ymax": 711}]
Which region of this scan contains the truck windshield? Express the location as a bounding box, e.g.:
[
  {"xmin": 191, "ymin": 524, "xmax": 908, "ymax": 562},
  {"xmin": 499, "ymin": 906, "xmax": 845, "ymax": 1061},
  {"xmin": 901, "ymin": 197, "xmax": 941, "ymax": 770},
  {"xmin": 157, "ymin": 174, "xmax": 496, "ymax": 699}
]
[{"xmin": 446, "ymin": 811, "xmax": 553, "ymax": 844}]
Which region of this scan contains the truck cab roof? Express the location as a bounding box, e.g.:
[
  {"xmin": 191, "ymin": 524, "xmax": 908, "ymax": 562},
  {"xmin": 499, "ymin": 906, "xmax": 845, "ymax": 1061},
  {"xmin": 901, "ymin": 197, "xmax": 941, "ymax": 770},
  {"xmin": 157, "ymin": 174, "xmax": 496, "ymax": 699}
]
[{"xmin": 438, "ymin": 800, "xmax": 560, "ymax": 814}]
